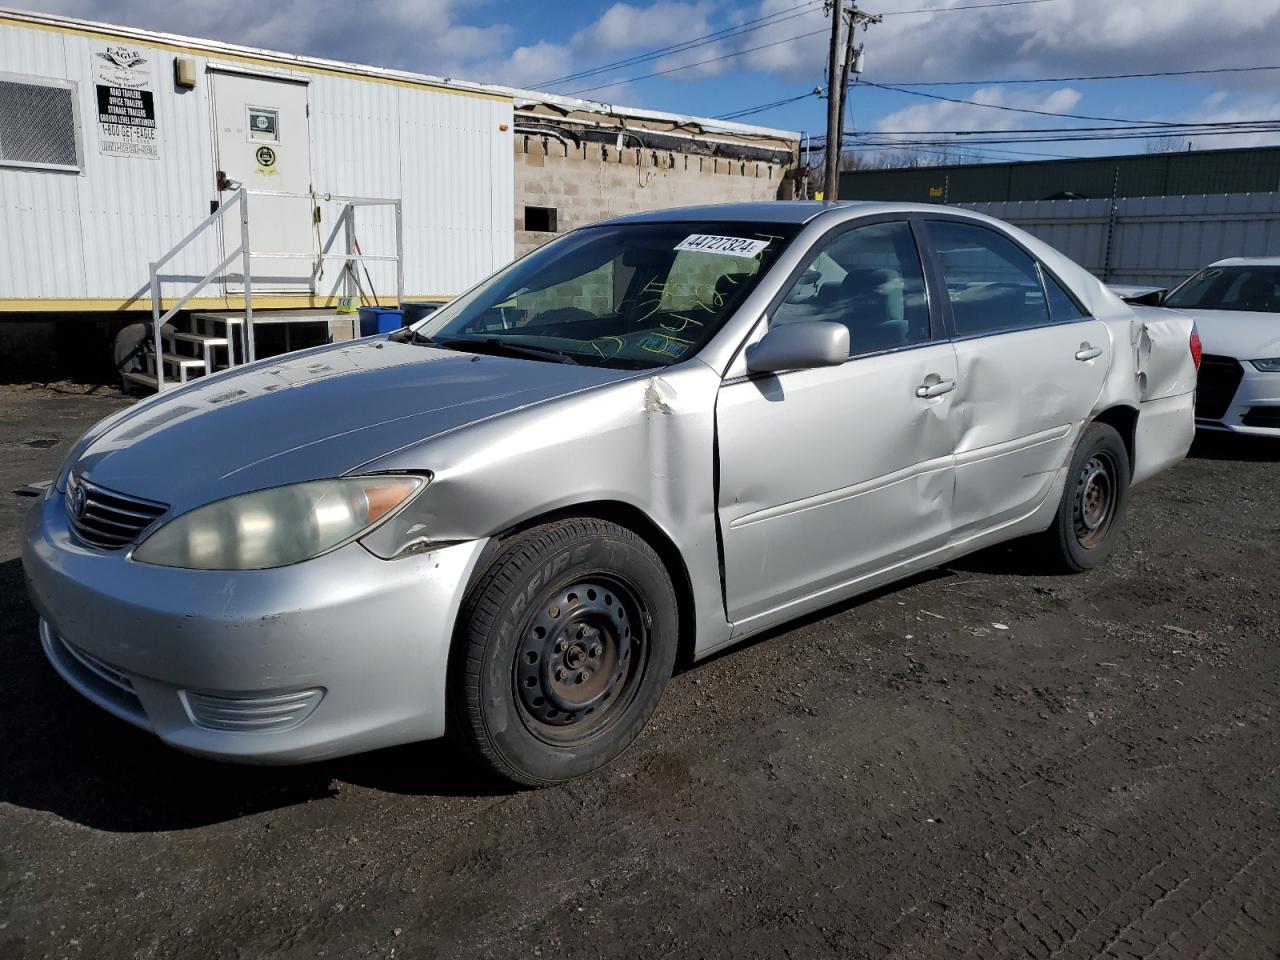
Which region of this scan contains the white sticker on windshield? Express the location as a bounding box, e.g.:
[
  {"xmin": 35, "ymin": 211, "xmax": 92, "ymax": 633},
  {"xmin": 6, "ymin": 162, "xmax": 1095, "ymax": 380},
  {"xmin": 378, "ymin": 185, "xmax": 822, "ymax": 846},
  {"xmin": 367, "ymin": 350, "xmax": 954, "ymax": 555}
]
[{"xmin": 674, "ymin": 234, "xmax": 770, "ymax": 259}]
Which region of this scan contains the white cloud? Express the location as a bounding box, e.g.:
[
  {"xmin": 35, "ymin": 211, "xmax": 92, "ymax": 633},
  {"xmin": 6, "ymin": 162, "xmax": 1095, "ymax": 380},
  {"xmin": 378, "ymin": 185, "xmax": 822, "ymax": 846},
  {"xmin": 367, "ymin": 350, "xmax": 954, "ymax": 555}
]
[
  {"xmin": 736, "ymin": 0, "xmax": 1280, "ymax": 89},
  {"xmin": 1163, "ymin": 92, "xmax": 1280, "ymax": 149},
  {"xmin": 496, "ymin": 1, "xmax": 716, "ymax": 92},
  {"xmin": 573, "ymin": 1, "xmax": 713, "ymax": 52},
  {"xmin": 18, "ymin": 0, "xmax": 512, "ymax": 81},
  {"xmin": 871, "ymin": 86, "xmax": 1085, "ymax": 134}
]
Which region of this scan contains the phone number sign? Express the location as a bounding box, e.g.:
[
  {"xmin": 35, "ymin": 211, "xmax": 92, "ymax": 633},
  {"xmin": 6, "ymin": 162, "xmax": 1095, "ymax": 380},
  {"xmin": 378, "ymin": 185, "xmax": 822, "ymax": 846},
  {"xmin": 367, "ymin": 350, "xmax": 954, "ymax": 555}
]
[{"xmin": 92, "ymin": 43, "xmax": 159, "ymax": 159}]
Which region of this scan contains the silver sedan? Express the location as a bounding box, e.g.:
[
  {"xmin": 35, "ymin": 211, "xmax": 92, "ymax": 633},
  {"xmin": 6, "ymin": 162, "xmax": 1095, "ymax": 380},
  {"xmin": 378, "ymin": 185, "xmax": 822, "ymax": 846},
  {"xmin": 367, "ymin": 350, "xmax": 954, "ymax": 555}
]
[{"xmin": 24, "ymin": 202, "xmax": 1199, "ymax": 785}]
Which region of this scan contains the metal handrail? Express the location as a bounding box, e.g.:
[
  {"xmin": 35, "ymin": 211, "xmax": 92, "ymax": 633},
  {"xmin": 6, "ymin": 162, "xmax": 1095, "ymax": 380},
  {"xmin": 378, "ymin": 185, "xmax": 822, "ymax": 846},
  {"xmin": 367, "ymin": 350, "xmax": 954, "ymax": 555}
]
[
  {"xmin": 146, "ymin": 188, "xmax": 403, "ymax": 391},
  {"xmin": 153, "ymin": 190, "xmax": 244, "ymax": 273},
  {"xmin": 150, "ymin": 187, "xmax": 252, "ymax": 391}
]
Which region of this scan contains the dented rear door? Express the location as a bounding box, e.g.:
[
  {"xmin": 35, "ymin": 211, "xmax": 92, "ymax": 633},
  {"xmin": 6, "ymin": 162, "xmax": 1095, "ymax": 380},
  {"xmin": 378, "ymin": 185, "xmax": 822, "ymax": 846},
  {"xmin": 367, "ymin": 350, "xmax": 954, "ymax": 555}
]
[
  {"xmin": 948, "ymin": 319, "xmax": 1110, "ymax": 536},
  {"xmin": 921, "ymin": 218, "xmax": 1111, "ymax": 538}
]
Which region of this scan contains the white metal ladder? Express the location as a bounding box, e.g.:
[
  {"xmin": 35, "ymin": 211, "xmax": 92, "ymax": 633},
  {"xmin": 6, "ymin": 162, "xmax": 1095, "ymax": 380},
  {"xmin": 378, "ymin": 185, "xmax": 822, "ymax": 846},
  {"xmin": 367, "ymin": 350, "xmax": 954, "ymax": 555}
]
[{"xmin": 144, "ymin": 188, "xmax": 403, "ymax": 391}]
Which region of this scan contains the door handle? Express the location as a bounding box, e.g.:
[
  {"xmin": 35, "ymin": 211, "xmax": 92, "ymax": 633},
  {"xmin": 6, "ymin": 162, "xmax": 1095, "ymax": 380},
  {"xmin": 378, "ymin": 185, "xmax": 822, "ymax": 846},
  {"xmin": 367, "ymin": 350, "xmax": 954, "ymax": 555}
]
[
  {"xmin": 1075, "ymin": 343, "xmax": 1103, "ymax": 361},
  {"xmin": 915, "ymin": 376, "xmax": 956, "ymax": 399}
]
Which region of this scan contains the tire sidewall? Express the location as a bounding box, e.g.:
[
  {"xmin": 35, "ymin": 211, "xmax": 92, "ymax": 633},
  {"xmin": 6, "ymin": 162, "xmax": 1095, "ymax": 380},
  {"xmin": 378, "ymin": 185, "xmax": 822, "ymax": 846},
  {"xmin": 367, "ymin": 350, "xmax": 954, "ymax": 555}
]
[
  {"xmin": 1060, "ymin": 422, "xmax": 1131, "ymax": 570},
  {"xmin": 468, "ymin": 529, "xmax": 677, "ymax": 784}
]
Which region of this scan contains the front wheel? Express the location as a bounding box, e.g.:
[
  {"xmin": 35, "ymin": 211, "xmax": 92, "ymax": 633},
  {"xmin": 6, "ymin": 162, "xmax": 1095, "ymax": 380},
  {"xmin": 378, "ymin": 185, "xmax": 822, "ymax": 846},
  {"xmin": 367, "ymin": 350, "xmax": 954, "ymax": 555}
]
[
  {"xmin": 1039, "ymin": 421, "xmax": 1131, "ymax": 572},
  {"xmin": 449, "ymin": 518, "xmax": 678, "ymax": 786}
]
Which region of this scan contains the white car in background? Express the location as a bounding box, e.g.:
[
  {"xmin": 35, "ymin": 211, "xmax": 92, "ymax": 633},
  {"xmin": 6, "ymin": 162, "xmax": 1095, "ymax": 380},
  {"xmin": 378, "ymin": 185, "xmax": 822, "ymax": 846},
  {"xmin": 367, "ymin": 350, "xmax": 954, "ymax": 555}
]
[{"xmin": 1161, "ymin": 257, "xmax": 1280, "ymax": 434}]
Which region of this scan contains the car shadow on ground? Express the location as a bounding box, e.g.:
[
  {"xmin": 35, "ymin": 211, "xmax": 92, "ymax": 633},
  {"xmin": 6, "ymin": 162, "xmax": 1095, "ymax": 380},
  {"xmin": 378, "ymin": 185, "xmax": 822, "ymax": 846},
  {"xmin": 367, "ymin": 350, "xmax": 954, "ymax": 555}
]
[
  {"xmin": 0, "ymin": 557, "xmax": 514, "ymax": 834},
  {"xmin": 1187, "ymin": 429, "xmax": 1280, "ymax": 462}
]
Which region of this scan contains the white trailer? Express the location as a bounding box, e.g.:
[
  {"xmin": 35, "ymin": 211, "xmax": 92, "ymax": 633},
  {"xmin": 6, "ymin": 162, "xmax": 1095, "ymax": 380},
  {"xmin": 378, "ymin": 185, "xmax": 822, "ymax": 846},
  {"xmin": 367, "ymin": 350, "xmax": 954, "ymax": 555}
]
[{"xmin": 0, "ymin": 7, "xmax": 518, "ymax": 384}]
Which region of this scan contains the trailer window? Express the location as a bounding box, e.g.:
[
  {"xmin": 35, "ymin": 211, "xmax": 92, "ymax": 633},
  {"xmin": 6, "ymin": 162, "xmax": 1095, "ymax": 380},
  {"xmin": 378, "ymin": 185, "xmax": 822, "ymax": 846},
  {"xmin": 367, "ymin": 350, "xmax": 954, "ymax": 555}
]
[{"xmin": 0, "ymin": 74, "xmax": 81, "ymax": 173}]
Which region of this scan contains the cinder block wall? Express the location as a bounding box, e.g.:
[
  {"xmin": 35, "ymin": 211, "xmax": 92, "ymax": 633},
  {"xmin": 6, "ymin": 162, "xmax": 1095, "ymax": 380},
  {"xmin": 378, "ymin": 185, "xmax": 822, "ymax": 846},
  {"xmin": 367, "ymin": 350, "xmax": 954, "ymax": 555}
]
[{"xmin": 514, "ymin": 137, "xmax": 792, "ymax": 256}]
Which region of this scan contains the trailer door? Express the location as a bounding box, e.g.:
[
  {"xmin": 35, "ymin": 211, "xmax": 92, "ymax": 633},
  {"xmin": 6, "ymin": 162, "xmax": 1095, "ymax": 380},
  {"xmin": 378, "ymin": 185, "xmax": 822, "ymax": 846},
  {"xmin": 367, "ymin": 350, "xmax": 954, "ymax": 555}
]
[{"xmin": 211, "ymin": 70, "xmax": 313, "ymax": 293}]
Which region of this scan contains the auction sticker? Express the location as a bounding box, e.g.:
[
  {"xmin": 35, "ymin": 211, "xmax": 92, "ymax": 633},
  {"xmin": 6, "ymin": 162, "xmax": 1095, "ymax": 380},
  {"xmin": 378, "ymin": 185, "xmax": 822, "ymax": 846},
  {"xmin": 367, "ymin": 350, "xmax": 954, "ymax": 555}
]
[{"xmin": 674, "ymin": 234, "xmax": 769, "ymax": 258}]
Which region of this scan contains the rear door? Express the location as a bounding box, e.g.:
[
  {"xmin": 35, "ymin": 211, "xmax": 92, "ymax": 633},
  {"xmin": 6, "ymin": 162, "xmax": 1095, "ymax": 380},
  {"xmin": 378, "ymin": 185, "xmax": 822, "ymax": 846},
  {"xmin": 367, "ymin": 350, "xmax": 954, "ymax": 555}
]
[
  {"xmin": 716, "ymin": 219, "xmax": 960, "ymax": 628},
  {"xmin": 922, "ymin": 218, "xmax": 1111, "ymax": 537},
  {"xmin": 210, "ymin": 70, "xmax": 313, "ymax": 293}
]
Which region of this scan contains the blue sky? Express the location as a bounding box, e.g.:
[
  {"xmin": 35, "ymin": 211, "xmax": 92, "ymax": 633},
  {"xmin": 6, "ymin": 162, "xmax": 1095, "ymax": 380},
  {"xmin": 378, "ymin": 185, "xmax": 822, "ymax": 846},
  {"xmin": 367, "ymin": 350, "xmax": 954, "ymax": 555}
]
[{"xmin": 23, "ymin": 0, "xmax": 1280, "ymax": 162}]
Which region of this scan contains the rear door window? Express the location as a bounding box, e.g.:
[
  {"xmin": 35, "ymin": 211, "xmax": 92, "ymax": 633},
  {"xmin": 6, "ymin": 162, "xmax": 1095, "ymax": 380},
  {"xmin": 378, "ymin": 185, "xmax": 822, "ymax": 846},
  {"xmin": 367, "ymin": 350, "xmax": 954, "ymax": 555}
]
[
  {"xmin": 928, "ymin": 221, "xmax": 1050, "ymax": 335},
  {"xmin": 1042, "ymin": 269, "xmax": 1088, "ymax": 322}
]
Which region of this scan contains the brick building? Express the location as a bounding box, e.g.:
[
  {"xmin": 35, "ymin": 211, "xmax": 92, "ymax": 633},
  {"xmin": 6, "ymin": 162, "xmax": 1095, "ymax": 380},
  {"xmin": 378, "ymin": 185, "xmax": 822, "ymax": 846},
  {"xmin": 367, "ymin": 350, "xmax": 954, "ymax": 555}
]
[{"xmin": 511, "ymin": 94, "xmax": 800, "ymax": 255}]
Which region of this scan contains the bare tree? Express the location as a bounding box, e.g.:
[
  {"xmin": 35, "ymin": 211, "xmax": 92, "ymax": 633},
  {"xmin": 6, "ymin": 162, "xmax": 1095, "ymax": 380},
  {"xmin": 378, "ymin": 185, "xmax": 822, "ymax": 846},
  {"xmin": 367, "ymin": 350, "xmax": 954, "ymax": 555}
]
[
  {"xmin": 841, "ymin": 143, "xmax": 979, "ymax": 170},
  {"xmin": 1144, "ymin": 136, "xmax": 1194, "ymax": 154}
]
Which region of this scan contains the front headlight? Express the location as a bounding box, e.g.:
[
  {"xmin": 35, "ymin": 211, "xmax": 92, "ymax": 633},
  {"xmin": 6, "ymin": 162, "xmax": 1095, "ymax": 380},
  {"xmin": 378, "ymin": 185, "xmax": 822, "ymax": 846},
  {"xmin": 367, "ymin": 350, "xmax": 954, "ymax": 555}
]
[
  {"xmin": 1250, "ymin": 358, "xmax": 1280, "ymax": 372},
  {"xmin": 133, "ymin": 475, "xmax": 426, "ymax": 570}
]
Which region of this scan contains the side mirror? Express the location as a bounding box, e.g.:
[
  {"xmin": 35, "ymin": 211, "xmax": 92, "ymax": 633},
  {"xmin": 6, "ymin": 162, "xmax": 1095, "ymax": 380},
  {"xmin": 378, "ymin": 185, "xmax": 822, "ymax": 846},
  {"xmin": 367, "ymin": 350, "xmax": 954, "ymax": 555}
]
[{"xmin": 746, "ymin": 320, "xmax": 849, "ymax": 374}]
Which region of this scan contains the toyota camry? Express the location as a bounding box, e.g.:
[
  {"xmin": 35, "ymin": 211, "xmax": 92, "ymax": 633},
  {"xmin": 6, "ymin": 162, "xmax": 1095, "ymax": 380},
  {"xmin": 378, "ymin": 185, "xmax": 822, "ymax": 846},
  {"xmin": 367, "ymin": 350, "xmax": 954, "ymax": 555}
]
[{"xmin": 24, "ymin": 202, "xmax": 1199, "ymax": 785}]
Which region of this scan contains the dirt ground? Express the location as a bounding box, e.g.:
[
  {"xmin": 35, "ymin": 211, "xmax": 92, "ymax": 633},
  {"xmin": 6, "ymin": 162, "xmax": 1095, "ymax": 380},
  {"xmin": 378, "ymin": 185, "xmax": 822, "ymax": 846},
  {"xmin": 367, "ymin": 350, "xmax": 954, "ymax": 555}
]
[{"xmin": 1, "ymin": 383, "xmax": 1277, "ymax": 960}]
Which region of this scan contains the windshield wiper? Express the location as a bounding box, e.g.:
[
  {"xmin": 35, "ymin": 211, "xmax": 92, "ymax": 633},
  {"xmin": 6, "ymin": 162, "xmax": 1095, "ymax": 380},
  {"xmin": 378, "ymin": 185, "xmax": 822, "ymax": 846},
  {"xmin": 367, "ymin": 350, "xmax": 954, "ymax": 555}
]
[{"xmin": 427, "ymin": 336, "xmax": 580, "ymax": 365}]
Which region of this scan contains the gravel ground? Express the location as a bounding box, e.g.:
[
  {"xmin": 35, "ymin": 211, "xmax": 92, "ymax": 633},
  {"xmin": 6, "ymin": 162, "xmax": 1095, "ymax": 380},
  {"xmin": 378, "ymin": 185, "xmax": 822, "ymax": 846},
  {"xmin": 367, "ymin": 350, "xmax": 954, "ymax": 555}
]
[{"xmin": 1, "ymin": 384, "xmax": 1277, "ymax": 960}]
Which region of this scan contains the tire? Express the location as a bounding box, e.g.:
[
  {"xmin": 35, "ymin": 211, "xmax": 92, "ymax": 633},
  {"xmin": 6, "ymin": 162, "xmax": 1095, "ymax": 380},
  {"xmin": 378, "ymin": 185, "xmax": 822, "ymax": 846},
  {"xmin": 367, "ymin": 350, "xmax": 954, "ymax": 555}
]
[
  {"xmin": 1040, "ymin": 421, "xmax": 1131, "ymax": 572},
  {"xmin": 449, "ymin": 518, "xmax": 679, "ymax": 787}
]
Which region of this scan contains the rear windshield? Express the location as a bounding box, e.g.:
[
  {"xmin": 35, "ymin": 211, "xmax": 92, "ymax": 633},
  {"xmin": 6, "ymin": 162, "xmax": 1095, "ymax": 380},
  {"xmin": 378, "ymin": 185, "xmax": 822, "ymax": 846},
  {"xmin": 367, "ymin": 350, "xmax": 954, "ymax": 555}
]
[
  {"xmin": 409, "ymin": 222, "xmax": 798, "ymax": 368},
  {"xmin": 1165, "ymin": 265, "xmax": 1280, "ymax": 314}
]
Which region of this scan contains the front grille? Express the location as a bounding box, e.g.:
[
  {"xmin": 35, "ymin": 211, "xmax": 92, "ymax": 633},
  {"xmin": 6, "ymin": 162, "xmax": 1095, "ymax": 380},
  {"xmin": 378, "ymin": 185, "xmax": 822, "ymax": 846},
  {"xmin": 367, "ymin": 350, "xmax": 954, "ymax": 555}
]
[
  {"xmin": 1195, "ymin": 354, "xmax": 1244, "ymax": 420},
  {"xmin": 65, "ymin": 473, "xmax": 168, "ymax": 549},
  {"xmin": 1242, "ymin": 406, "xmax": 1280, "ymax": 429},
  {"xmin": 184, "ymin": 688, "xmax": 325, "ymax": 732}
]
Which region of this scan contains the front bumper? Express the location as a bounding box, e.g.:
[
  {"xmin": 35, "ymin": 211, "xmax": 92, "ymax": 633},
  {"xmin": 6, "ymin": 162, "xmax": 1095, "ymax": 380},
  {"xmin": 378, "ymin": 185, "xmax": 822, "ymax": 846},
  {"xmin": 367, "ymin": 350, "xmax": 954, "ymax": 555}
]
[
  {"xmin": 22, "ymin": 494, "xmax": 487, "ymax": 764},
  {"xmin": 1196, "ymin": 363, "xmax": 1280, "ymax": 436}
]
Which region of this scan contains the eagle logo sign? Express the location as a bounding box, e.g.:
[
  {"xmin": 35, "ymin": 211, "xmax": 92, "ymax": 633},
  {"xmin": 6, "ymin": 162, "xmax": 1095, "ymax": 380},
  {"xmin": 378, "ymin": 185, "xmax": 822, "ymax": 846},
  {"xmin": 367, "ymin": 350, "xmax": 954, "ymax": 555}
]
[{"xmin": 96, "ymin": 48, "xmax": 148, "ymax": 69}]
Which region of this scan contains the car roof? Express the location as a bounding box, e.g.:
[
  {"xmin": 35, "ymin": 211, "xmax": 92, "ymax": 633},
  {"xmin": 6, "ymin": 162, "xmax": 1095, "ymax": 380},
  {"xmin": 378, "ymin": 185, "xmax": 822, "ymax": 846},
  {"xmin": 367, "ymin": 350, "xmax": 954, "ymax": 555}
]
[
  {"xmin": 598, "ymin": 200, "xmax": 959, "ymax": 227},
  {"xmin": 1208, "ymin": 256, "xmax": 1280, "ymax": 267}
]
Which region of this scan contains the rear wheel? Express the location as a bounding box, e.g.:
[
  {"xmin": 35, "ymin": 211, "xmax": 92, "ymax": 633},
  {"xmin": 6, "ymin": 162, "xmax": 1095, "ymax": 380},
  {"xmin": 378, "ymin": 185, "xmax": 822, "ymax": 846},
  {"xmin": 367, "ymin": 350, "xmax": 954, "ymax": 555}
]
[
  {"xmin": 1040, "ymin": 421, "xmax": 1131, "ymax": 572},
  {"xmin": 449, "ymin": 518, "xmax": 678, "ymax": 786}
]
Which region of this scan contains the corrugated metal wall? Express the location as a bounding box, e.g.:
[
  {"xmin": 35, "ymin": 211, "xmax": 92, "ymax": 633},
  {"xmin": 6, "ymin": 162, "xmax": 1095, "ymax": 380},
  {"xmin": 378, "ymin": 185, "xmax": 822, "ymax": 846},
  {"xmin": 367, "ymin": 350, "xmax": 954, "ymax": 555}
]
[
  {"xmin": 0, "ymin": 18, "xmax": 513, "ymax": 306},
  {"xmin": 963, "ymin": 192, "xmax": 1280, "ymax": 285},
  {"xmin": 839, "ymin": 147, "xmax": 1280, "ymax": 204}
]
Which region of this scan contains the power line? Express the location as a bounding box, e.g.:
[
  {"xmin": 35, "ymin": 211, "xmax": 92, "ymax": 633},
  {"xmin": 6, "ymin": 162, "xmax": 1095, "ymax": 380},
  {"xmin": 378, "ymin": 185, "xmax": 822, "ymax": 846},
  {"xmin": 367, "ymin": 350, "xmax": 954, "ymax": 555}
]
[
  {"xmin": 567, "ymin": 28, "xmax": 827, "ymax": 96},
  {"xmin": 714, "ymin": 63, "xmax": 1280, "ymax": 123},
  {"xmin": 880, "ymin": 0, "xmax": 1056, "ymax": 13},
  {"xmin": 857, "ymin": 80, "xmax": 1182, "ymax": 126},
  {"xmin": 839, "ymin": 126, "xmax": 1280, "ymax": 146},
  {"xmin": 535, "ymin": 0, "xmax": 822, "ymax": 89},
  {"xmin": 717, "ymin": 90, "xmax": 819, "ymax": 121},
  {"xmin": 566, "ymin": 0, "xmax": 1065, "ymax": 97},
  {"xmin": 879, "ymin": 64, "xmax": 1280, "ymax": 86},
  {"xmin": 804, "ymin": 116, "xmax": 1280, "ymax": 148},
  {"xmin": 864, "ymin": 120, "xmax": 1280, "ymax": 135},
  {"xmin": 852, "ymin": 141, "xmax": 1076, "ymax": 161}
]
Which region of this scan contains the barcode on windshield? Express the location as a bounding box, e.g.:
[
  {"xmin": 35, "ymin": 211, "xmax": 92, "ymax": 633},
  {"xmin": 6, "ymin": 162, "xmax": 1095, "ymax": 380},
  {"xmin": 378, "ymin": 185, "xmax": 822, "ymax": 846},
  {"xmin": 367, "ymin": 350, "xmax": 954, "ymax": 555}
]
[{"xmin": 674, "ymin": 234, "xmax": 770, "ymax": 258}]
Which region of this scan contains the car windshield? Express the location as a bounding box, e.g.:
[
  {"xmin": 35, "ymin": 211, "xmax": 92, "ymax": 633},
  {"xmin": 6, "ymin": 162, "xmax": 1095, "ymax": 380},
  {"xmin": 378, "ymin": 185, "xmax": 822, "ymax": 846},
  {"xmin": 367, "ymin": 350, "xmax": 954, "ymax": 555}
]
[
  {"xmin": 403, "ymin": 221, "xmax": 798, "ymax": 368},
  {"xmin": 1165, "ymin": 265, "xmax": 1280, "ymax": 314}
]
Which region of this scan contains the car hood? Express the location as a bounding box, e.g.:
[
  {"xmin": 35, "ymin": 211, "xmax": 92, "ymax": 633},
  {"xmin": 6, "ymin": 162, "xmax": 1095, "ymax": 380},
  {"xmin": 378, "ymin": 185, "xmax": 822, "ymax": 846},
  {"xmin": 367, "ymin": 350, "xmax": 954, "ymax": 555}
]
[
  {"xmin": 75, "ymin": 339, "xmax": 637, "ymax": 511},
  {"xmin": 1171, "ymin": 308, "xmax": 1280, "ymax": 359}
]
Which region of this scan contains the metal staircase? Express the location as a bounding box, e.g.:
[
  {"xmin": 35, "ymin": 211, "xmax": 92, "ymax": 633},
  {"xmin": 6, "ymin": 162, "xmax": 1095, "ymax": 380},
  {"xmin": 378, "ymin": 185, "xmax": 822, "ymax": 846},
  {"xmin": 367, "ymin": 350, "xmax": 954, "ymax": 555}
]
[{"xmin": 136, "ymin": 188, "xmax": 403, "ymax": 391}]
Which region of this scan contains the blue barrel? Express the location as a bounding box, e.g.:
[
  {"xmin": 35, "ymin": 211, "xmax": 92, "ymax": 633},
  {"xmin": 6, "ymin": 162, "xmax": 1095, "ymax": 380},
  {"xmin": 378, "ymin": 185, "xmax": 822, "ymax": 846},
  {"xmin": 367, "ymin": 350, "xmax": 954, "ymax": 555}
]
[{"xmin": 358, "ymin": 306, "xmax": 405, "ymax": 336}]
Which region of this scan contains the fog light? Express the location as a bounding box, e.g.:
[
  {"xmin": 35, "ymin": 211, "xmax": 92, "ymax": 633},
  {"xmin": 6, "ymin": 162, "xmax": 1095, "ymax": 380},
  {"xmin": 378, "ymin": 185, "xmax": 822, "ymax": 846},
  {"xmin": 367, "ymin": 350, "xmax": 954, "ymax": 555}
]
[{"xmin": 182, "ymin": 687, "xmax": 325, "ymax": 732}]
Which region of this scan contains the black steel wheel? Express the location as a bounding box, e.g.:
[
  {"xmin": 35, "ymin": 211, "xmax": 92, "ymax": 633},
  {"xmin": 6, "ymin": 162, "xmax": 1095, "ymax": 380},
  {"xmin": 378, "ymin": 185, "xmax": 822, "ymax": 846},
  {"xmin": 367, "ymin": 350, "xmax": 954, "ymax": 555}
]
[
  {"xmin": 449, "ymin": 518, "xmax": 678, "ymax": 786},
  {"xmin": 1040, "ymin": 421, "xmax": 1131, "ymax": 572},
  {"xmin": 514, "ymin": 579, "xmax": 647, "ymax": 742},
  {"xmin": 1072, "ymin": 450, "xmax": 1120, "ymax": 550}
]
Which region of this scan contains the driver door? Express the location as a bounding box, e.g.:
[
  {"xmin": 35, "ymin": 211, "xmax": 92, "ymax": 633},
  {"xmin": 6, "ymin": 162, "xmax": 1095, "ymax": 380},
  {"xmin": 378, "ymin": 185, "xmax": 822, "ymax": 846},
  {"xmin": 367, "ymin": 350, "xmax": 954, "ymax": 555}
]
[{"xmin": 716, "ymin": 219, "xmax": 960, "ymax": 629}]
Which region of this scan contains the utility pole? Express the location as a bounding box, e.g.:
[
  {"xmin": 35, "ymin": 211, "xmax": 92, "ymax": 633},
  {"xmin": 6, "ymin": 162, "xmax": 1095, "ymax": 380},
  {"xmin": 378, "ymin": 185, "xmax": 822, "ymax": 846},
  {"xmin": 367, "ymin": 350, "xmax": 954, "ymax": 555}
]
[
  {"xmin": 823, "ymin": 2, "xmax": 881, "ymax": 202},
  {"xmin": 822, "ymin": 1, "xmax": 843, "ymax": 203}
]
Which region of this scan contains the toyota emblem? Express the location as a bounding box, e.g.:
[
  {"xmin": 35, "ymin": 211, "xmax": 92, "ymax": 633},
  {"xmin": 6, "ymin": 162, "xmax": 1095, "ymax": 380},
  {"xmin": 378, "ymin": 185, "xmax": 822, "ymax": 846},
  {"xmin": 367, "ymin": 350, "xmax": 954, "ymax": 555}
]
[{"xmin": 69, "ymin": 479, "xmax": 87, "ymax": 519}]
